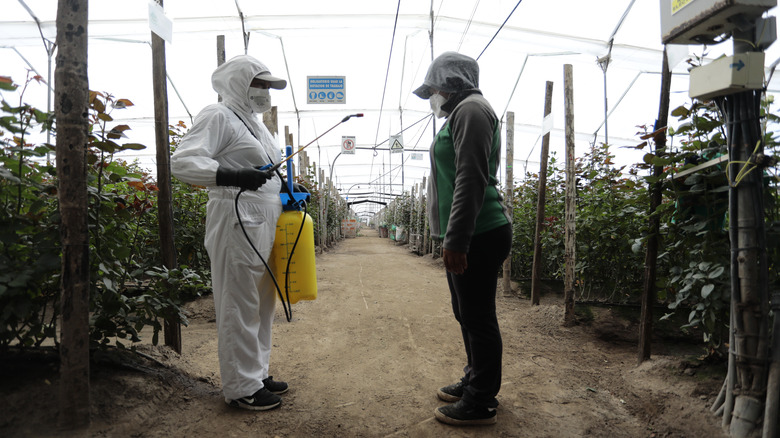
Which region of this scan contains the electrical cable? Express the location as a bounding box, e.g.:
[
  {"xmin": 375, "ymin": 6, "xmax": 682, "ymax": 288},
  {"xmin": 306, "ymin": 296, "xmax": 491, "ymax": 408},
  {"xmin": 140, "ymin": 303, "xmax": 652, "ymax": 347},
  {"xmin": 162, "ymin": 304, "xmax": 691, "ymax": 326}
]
[
  {"xmin": 457, "ymin": 0, "xmax": 481, "ymax": 52},
  {"xmin": 372, "ymin": 0, "xmax": 402, "ymax": 157},
  {"xmin": 476, "ymin": 0, "xmax": 523, "ymax": 61}
]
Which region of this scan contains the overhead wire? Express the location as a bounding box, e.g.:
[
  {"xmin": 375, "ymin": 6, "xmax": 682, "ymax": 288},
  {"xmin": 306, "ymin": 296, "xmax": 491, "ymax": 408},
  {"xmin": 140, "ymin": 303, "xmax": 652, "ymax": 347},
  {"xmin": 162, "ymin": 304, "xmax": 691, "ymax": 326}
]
[
  {"xmin": 372, "ymin": 0, "xmax": 402, "ymax": 156},
  {"xmin": 457, "ymin": 0, "xmax": 480, "ymax": 51},
  {"xmin": 476, "ymin": 0, "xmax": 523, "ymax": 61}
]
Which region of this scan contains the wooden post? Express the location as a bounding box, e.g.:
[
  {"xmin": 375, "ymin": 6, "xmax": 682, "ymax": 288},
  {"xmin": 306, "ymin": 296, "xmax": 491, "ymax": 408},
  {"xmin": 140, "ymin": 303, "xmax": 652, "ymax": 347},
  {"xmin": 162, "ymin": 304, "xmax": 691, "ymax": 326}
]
[
  {"xmin": 56, "ymin": 0, "xmax": 91, "ymax": 429},
  {"xmin": 262, "ymin": 106, "xmax": 278, "ymax": 137},
  {"xmin": 284, "ymin": 126, "xmax": 292, "ymax": 175},
  {"xmin": 217, "ymin": 35, "xmax": 225, "ymax": 102},
  {"xmin": 638, "ymin": 48, "xmax": 671, "ymax": 364},
  {"xmin": 406, "ymin": 184, "xmax": 417, "ymax": 246},
  {"xmin": 288, "ymin": 132, "xmax": 294, "ymax": 175},
  {"xmin": 320, "ymin": 167, "xmax": 326, "ymax": 248},
  {"xmin": 421, "ymin": 176, "xmax": 428, "ymax": 255},
  {"xmin": 531, "ymin": 83, "xmax": 553, "ymax": 305},
  {"xmin": 151, "ymin": 0, "xmax": 181, "ymax": 353},
  {"xmin": 502, "ymin": 112, "xmax": 515, "ymax": 296},
  {"xmin": 563, "ymin": 65, "xmax": 576, "ymax": 327}
]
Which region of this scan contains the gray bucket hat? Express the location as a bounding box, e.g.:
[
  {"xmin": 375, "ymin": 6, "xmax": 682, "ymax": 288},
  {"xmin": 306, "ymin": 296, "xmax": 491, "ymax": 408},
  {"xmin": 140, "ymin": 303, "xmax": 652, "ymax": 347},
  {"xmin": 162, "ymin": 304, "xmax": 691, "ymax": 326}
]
[{"xmin": 413, "ymin": 52, "xmax": 479, "ymax": 99}]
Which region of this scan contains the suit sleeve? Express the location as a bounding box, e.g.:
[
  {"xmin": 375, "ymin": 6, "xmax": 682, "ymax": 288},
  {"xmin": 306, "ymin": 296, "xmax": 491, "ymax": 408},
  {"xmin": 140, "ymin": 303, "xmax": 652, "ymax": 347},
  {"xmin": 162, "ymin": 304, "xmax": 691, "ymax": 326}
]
[{"xmin": 170, "ymin": 106, "xmax": 233, "ymax": 187}]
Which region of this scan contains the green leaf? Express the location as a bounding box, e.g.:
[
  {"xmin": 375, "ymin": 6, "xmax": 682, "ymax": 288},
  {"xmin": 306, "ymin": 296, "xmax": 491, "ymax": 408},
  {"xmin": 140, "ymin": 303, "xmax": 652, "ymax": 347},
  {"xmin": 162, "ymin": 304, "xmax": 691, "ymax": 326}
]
[
  {"xmin": 701, "ymin": 284, "xmax": 715, "ymax": 299},
  {"xmin": 708, "ymin": 266, "xmax": 725, "ymax": 279},
  {"xmin": 120, "ymin": 143, "xmax": 146, "ymax": 151},
  {"xmin": 651, "ymin": 156, "xmax": 672, "ymax": 167},
  {"xmin": 671, "ymin": 105, "xmax": 689, "ymax": 118},
  {"xmin": 0, "ymin": 76, "xmax": 18, "ymax": 91}
]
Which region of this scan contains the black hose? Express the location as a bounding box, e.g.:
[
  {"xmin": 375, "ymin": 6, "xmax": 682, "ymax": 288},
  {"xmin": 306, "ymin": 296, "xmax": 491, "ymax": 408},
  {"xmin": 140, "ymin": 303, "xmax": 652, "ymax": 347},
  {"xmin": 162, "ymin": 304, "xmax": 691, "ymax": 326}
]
[
  {"xmin": 283, "ymin": 200, "xmax": 308, "ymax": 306},
  {"xmin": 234, "ymin": 189, "xmax": 292, "ymax": 322}
]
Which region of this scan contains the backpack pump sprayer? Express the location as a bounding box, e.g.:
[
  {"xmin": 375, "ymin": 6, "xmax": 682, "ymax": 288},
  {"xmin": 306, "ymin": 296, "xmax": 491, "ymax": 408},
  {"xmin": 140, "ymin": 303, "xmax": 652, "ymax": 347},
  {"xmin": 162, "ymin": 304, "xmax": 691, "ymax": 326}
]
[{"xmin": 235, "ymin": 113, "xmax": 363, "ymax": 321}]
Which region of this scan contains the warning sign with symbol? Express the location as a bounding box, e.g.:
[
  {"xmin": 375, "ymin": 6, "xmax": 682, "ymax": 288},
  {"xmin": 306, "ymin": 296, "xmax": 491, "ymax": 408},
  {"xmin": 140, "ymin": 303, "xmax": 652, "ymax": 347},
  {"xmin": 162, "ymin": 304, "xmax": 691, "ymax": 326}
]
[
  {"xmin": 390, "ymin": 134, "xmax": 404, "ymax": 154},
  {"xmin": 341, "ymin": 136, "xmax": 356, "ymax": 154}
]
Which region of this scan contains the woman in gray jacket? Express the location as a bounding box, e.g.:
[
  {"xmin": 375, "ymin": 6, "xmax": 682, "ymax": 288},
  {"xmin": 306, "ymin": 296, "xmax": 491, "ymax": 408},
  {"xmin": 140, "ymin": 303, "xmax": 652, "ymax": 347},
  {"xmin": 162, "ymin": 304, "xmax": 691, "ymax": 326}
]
[{"xmin": 414, "ymin": 52, "xmax": 512, "ymax": 426}]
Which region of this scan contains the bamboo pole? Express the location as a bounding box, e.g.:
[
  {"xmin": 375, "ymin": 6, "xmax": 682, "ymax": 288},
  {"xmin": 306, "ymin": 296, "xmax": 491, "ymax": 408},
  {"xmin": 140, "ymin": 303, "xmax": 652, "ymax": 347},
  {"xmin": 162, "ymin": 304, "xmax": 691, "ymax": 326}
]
[
  {"xmin": 152, "ymin": 0, "xmax": 180, "ymax": 353},
  {"xmin": 502, "ymin": 112, "xmax": 515, "ymax": 297},
  {"xmin": 531, "ymin": 84, "xmax": 553, "ymax": 305},
  {"xmin": 563, "ymin": 64, "xmax": 576, "ymax": 327}
]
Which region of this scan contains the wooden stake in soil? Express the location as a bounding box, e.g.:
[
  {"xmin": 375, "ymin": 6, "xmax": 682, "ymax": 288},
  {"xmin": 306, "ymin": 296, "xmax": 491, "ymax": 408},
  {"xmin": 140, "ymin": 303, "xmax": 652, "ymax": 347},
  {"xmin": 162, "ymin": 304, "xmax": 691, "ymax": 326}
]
[
  {"xmin": 56, "ymin": 0, "xmax": 91, "ymax": 429},
  {"xmin": 563, "ymin": 65, "xmax": 576, "ymax": 327},
  {"xmin": 502, "ymin": 111, "xmax": 515, "ymax": 297},
  {"xmin": 637, "ymin": 47, "xmax": 671, "ymax": 365},
  {"xmin": 531, "ymin": 83, "xmax": 554, "ymax": 305},
  {"xmin": 152, "ymin": 0, "xmax": 181, "ymax": 353}
]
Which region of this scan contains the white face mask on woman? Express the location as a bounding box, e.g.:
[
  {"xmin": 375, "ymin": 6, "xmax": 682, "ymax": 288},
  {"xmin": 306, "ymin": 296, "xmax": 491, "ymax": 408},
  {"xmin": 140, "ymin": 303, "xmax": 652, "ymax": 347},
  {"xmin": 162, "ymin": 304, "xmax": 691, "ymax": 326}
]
[
  {"xmin": 247, "ymin": 88, "xmax": 272, "ymax": 113},
  {"xmin": 429, "ymin": 93, "xmax": 449, "ymax": 119}
]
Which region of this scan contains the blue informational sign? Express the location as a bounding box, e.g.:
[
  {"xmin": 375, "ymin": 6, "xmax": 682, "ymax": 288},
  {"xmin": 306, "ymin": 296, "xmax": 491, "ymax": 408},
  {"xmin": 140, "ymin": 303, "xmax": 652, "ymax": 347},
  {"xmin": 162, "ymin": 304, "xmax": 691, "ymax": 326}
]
[{"xmin": 307, "ymin": 76, "xmax": 346, "ymax": 104}]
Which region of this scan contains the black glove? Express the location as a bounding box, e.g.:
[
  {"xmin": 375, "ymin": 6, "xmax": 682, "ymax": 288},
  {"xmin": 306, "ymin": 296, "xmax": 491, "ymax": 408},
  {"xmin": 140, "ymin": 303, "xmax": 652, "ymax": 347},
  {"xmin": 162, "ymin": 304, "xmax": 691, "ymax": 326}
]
[{"xmin": 216, "ymin": 167, "xmax": 271, "ymax": 191}]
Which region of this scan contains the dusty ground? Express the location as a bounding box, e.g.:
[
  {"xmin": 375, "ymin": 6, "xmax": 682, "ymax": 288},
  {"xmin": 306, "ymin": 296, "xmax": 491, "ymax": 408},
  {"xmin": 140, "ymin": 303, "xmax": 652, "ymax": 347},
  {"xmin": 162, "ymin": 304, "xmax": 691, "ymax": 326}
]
[{"xmin": 2, "ymin": 228, "xmax": 728, "ymax": 437}]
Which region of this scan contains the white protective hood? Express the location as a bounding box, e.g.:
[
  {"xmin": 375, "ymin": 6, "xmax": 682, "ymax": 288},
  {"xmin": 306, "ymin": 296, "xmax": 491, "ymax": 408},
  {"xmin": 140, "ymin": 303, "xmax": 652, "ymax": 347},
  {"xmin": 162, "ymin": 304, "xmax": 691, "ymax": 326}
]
[
  {"xmin": 170, "ymin": 55, "xmax": 284, "ymax": 190},
  {"xmin": 212, "ymin": 55, "xmax": 276, "ymax": 137}
]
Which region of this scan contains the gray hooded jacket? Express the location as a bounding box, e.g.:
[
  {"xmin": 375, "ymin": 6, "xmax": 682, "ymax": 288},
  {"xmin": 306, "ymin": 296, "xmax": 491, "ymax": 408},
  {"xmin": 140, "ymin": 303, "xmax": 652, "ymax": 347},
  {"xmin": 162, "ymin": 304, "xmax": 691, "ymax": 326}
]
[{"xmin": 416, "ymin": 52, "xmax": 511, "ymax": 253}]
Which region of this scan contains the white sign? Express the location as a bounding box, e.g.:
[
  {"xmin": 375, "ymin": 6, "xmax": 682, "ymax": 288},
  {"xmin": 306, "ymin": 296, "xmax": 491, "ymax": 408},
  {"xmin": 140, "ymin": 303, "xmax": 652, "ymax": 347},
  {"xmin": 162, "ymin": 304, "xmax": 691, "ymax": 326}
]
[
  {"xmin": 341, "ymin": 136, "xmax": 356, "ymax": 154},
  {"xmin": 307, "ymin": 76, "xmax": 346, "ymax": 104},
  {"xmin": 542, "ymin": 113, "xmax": 554, "ymax": 136},
  {"xmin": 148, "ymin": 1, "xmax": 173, "ymax": 43},
  {"xmin": 390, "ymin": 134, "xmax": 404, "ymax": 154},
  {"xmin": 411, "ymin": 152, "xmax": 424, "ymax": 160}
]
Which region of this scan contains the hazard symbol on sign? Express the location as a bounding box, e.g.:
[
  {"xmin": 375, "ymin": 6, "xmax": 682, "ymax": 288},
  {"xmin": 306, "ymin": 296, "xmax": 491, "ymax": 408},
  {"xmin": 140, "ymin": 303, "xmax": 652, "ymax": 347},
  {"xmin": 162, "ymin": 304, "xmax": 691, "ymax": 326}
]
[
  {"xmin": 342, "ymin": 136, "xmax": 356, "ymax": 154},
  {"xmin": 390, "ymin": 134, "xmax": 404, "ymax": 154}
]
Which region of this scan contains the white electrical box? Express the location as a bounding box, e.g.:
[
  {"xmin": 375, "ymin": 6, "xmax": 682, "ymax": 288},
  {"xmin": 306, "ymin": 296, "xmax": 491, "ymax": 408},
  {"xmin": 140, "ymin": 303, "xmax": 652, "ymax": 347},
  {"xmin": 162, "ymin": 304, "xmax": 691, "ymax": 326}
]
[
  {"xmin": 689, "ymin": 51, "xmax": 765, "ymax": 99},
  {"xmin": 661, "ymin": 0, "xmax": 776, "ymax": 44}
]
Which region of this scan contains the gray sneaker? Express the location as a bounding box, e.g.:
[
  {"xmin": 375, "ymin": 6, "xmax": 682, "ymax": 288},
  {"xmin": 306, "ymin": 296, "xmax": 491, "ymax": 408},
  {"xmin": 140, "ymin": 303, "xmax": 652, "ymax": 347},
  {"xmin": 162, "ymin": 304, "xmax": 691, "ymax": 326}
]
[
  {"xmin": 437, "ymin": 381, "xmax": 464, "ymax": 402},
  {"xmin": 227, "ymin": 387, "xmax": 282, "ymax": 411}
]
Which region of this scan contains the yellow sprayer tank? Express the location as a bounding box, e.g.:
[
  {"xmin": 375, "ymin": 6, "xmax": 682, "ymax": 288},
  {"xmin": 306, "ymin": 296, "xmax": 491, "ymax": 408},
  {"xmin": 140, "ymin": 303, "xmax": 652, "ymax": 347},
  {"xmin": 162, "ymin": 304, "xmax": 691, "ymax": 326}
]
[{"xmin": 271, "ymin": 210, "xmax": 317, "ymax": 304}]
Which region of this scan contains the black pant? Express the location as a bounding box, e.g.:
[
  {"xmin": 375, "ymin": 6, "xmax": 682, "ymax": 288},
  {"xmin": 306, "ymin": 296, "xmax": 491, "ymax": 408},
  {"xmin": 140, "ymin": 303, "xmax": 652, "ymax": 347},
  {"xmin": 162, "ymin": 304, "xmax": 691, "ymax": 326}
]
[{"xmin": 446, "ymin": 223, "xmax": 512, "ymax": 408}]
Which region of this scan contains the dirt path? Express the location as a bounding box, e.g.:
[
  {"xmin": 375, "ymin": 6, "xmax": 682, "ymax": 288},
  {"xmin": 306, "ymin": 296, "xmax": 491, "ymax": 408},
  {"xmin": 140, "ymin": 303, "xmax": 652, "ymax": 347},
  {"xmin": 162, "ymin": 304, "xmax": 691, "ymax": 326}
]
[{"xmin": 4, "ymin": 228, "xmax": 727, "ymax": 437}]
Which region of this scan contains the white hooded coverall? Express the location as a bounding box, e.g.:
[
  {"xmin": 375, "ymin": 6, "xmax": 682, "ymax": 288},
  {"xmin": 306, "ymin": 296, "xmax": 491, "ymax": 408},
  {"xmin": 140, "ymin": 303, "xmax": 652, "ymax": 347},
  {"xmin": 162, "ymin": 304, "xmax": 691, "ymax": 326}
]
[{"xmin": 170, "ymin": 55, "xmax": 283, "ymax": 401}]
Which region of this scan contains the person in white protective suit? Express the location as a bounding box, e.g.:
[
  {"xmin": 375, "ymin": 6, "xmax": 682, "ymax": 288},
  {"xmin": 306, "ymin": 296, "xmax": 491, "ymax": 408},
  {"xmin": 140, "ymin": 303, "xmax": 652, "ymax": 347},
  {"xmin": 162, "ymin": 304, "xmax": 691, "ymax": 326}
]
[{"xmin": 170, "ymin": 55, "xmax": 289, "ymax": 411}]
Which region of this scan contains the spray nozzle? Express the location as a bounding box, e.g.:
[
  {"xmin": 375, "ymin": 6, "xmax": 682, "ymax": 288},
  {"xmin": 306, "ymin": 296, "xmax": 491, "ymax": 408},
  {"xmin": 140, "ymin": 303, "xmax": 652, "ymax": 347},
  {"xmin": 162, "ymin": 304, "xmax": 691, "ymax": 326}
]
[{"xmin": 341, "ymin": 113, "xmax": 364, "ymax": 122}]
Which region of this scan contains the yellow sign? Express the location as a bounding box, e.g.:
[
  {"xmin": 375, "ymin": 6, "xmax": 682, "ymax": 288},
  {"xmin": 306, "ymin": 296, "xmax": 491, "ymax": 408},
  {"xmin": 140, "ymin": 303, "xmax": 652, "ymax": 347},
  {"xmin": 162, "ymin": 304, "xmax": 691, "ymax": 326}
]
[{"xmin": 671, "ymin": 0, "xmax": 694, "ymax": 15}]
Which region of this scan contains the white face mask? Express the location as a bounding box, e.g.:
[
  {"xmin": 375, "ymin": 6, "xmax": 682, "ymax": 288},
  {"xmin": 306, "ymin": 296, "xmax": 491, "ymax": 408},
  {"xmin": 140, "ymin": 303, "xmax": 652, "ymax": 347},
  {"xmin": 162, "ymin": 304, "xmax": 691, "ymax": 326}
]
[
  {"xmin": 247, "ymin": 88, "xmax": 272, "ymax": 113},
  {"xmin": 429, "ymin": 93, "xmax": 449, "ymax": 119}
]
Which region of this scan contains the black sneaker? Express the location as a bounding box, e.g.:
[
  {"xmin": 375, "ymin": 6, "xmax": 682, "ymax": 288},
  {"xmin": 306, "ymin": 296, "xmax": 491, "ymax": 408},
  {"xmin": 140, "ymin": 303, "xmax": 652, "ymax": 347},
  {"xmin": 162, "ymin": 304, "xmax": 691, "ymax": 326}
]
[
  {"xmin": 227, "ymin": 387, "xmax": 282, "ymax": 411},
  {"xmin": 262, "ymin": 376, "xmax": 289, "ymax": 395},
  {"xmin": 434, "ymin": 400, "xmax": 497, "ymax": 426},
  {"xmin": 437, "ymin": 381, "xmax": 463, "ymax": 402}
]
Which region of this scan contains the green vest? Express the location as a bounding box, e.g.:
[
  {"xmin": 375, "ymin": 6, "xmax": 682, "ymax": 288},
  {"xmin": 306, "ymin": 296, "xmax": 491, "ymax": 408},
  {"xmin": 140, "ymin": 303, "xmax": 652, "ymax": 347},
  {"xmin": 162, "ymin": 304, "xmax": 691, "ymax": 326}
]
[{"xmin": 431, "ymin": 119, "xmax": 509, "ymax": 241}]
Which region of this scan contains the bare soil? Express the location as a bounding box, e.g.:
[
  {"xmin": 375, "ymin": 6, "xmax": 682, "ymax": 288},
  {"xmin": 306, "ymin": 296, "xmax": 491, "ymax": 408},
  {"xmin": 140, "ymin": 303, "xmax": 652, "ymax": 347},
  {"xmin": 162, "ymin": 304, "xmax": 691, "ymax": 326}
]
[{"xmin": 2, "ymin": 228, "xmax": 728, "ymax": 437}]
